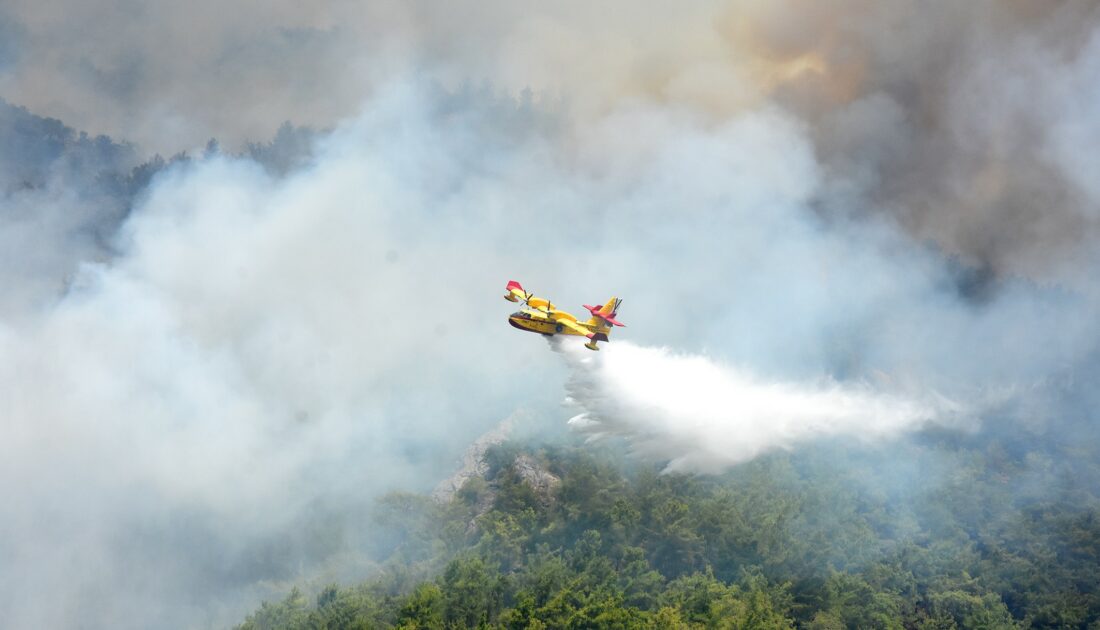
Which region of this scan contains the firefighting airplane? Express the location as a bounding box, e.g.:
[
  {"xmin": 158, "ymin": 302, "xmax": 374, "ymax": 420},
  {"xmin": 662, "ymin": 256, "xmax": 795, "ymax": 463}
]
[{"xmin": 503, "ymin": 280, "xmax": 624, "ymax": 351}]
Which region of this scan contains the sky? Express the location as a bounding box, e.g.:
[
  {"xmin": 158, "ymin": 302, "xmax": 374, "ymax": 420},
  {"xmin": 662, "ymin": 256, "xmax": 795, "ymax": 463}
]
[{"xmin": 1, "ymin": 1, "xmax": 1099, "ymax": 628}]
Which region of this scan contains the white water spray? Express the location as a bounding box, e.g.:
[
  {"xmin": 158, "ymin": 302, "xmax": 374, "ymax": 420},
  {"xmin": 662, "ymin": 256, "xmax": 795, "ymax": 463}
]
[{"xmin": 554, "ymin": 339, "xmax": 965, "ymax": 473}]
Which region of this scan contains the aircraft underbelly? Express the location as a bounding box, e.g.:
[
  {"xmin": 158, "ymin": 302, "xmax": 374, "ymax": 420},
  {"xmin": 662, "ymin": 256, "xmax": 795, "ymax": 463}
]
[{"xmin": 508, "ymin": 315, "xmax": 586, "ymax": 336}]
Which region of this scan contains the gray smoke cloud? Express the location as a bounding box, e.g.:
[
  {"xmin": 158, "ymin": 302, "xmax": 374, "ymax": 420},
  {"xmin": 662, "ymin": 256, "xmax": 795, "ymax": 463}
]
[
  {"xmin": 3, "ymin": 1, "xmax": 1099, "ymax": 272},
  {"xmin": 0, "ymin": 2, "xmax": 1099, "ymax": 629},
  {"xmin": 2, "ymin": 0, "xmax": 1098, "ymax": 280}
]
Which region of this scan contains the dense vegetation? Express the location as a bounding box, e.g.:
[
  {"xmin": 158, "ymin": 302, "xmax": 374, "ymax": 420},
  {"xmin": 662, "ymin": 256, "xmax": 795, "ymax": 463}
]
[
  {"xmin": 236, "ymin": 428, "xmax": 1100, "ymax": 629},
  {"xmin": 0, "ymin": 97, "xmax": 318, "ymax": 201}
]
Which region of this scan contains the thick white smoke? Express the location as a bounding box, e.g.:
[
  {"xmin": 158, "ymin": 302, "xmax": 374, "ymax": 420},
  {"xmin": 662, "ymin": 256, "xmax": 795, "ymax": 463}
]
[
  {"xmin": 556, "ymin": 339, "xmax": 965, "ymax": 473},
  {"xmin": 0, "ymin": 85, "xmax": 570, "ymax": 629},
  {"xmin": 2, "ymin": 75, "xmax": 1096, "ymax": 628}
]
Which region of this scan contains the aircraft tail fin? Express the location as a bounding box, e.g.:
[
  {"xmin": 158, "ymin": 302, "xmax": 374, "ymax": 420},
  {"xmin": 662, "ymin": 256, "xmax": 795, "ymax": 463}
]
[
  {"xmin": 583, "ymin": 297, "xmax": 625, "ymax": 329},
  {"xmin": 599, "ymin": 297, "xmax": 619, "ymax": 317}
]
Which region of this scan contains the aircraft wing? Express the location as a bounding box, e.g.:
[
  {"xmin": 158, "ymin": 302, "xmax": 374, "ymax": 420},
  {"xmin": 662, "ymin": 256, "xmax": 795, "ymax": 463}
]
[{"xmin": 556, "ymin": 317, "xmax": 595, "ymax": 339}]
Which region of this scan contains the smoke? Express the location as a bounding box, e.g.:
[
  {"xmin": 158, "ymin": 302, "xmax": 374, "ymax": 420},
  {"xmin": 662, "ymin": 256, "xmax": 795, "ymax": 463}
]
[
  {"xmin": 2, "ymin": 73, "xmax": 1097, "ymax": 629},
  {"xmin": 0, "ymin": 2, "xmax": 1099, "ymax": 629},
  {"xmin": 3, "ymin": 0, "xmax": 1100, "ymax": 279},
  {"xmin": 557, "ymin": 339, "xmax": 966, "ymax": 474},
  {"xmin": 0, "ymin": 86, "xmax": 572, "ymax": 629}
]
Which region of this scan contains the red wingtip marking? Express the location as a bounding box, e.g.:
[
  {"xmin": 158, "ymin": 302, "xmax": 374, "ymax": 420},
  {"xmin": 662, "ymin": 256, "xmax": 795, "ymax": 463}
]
[{"xmin": 506, "ymin": 280, "xmax": 523, "ymax": 291}]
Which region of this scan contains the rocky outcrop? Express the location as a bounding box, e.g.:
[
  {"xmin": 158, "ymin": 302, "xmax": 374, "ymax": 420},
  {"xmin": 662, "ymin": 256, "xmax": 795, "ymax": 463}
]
[
  {"xmin": 513, "ymin": 452, "xmax": 560, "ymax": 502},
  {"xmin": 431, "ymin": 415, "xmax": 514, "ymax": 503},
  {"xmin": 432, "ymin": 411, "xmax": 561, "ymax": 527}
]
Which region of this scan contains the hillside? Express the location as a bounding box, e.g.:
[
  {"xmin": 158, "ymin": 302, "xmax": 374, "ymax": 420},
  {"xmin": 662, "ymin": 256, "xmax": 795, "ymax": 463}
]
[{"xmin": 236, "ymin": 432, "xmax": 1100, "ymax": 629}]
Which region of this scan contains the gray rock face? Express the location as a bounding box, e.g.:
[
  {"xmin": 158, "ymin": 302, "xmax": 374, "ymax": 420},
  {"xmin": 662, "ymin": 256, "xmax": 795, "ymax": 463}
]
[
  {"xmin": 513, "ymin": 452, "xmax": 560, "ymax": 502},
  {"xmin": 431, "ymin": 415, "xmax": 514, "ymax": 503},
  {"xmin": 432, "ymin": 411, "xmax": 561, "ymax": 532}
]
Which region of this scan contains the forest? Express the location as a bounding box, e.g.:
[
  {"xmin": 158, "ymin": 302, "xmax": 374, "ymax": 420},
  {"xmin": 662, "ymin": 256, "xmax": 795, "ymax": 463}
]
[{"xmin": 236, "ymin": 425, "xmax": 1100, "ymax": 630}]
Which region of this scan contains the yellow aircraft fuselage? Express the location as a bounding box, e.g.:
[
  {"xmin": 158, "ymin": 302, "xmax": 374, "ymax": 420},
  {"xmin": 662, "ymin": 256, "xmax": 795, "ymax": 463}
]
[{"xmin": 508, "ymin": 309, "xmax": 601, "ymax": 337}]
